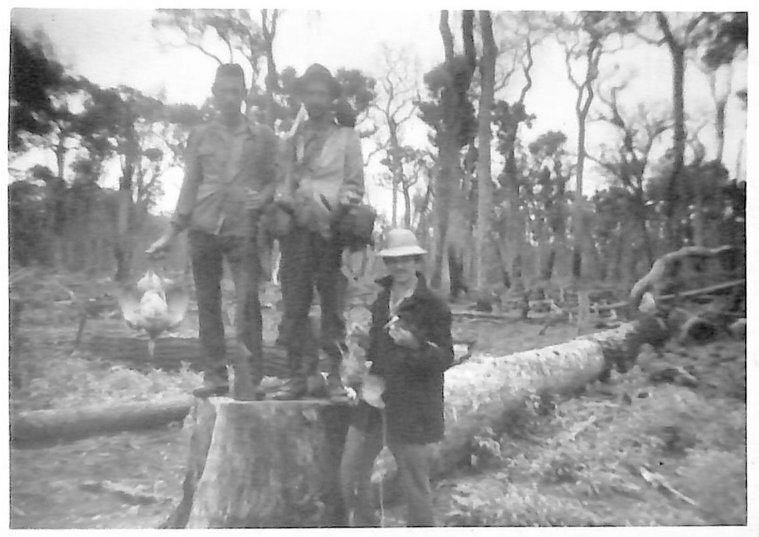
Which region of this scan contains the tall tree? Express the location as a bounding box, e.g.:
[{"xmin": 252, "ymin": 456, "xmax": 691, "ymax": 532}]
[
  {"xmin": 557, "ymin": 12, "xmax": 637, "ymax": 278},
  {"xmin": 370, "ymin": 44, "xmax": 421, "ymax": 226},
  {"xmin": 419, "ymin": 10, "xmax": 477, "ymax": 292},
  {"xmin": 492, "ymin": 12, "xmax": 544, "ymax": 290},
  {"xmin": 588, "ymin": 81, "xmax": 673, "ymax": 266},
  {"xmin": 474, "ymin": 10, "xmax": 496, "ymax": 291},
  {"xmin": 260, "ymin": 9, "xmax": 282, "ymax": 127},
  {"xmin": 524, "ymin": 131, "xmax": 572, "ymax": 282},
  {"xmin": 558, "ymin": 14, "xmax": 602, "ymax": 279},
  {"xmin": 76, "ymin": 85, "xmax": 193, "ymax": 280},
  {"xmin": 648, "ymin": 12, "xmax": 707, "ymax": 246},
  {"xmin": 8, "ymin": 26, "xmax": 65, "ymax": 151},
  {"xmin": 692, "ymin": 12, "xmax": 748, "ymax": 164}
]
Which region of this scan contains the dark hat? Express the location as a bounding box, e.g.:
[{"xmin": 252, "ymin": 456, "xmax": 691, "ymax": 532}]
[
  {"xmin": 214, "ymin": 63, "xmax": 246, "ymax": 87},
  {"xmin": 295, "ymin": 63, "xmax": 341, "ymax": 99}
]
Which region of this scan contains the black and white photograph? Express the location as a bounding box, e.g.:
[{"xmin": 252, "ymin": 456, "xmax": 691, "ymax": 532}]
[{"xmin": 5, "ymin": 1, "xmax": 753, "ymax": 531}]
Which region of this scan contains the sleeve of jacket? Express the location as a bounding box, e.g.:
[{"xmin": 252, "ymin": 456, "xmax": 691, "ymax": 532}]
[
  {"xmin": 171, "ymin": 127, "xmax": 202, "ymax": 231},
  {"xmin": 404, "ymin": 301, "xmax": 454, "ymax": 374},
  {"xmin": 257, "ymin": 125, "xmax": 280, "ymax": 204},
  {"xmin": 341, "ymin": 128, "xmax": 365, "ymax": 198}
]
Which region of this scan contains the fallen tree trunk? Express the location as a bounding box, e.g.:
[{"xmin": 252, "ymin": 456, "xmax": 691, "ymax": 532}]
[
  {"xmin": 162, "ymin": 398, "xmax": 351, "ymax": 528},
  {"xmin": 11, "ymin": 396, "xmax": 193, "ymax": 446},
  {"xmin": 629, "ymin": 245, "xmax": 737, "ymax": 309},
  {"xmin": 432, "ymin": 321, "xmax": 651, "ymax": 476}
]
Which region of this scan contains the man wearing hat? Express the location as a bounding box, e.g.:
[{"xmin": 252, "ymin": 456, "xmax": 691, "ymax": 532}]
[
  {"xmin": 269, "ymin": 63, "xmax": 366, "ymax": 401},
  {"xmin": 146, "ymin": 63, "xmax": 279, "ymax": 399},
  {"xmin": 339, "ymin": 229, "xmax": 454, "ymax": 527}
]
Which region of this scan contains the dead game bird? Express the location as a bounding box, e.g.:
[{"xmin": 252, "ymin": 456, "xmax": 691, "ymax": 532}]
[{"xmin": 117, "ymin": 269, "xmax": 189, "ymax": 357}]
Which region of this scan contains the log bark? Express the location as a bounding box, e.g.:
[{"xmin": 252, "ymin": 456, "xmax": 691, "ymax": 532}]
[
  {"xmin": 163, "ymin": 398, "xmax": 351, "ymax": 528},
  {"xmin": 11, "ymin": 396, "xmax": 193, "ymax": 446},
  {"xmin": 432, "ymin": 321, "xmax": 650, "ymax": 476}
]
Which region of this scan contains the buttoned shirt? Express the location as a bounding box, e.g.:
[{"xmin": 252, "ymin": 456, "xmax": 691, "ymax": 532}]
[{"xmin": 172, "ymin": 116, "xmax": 279, "ymax": 236}]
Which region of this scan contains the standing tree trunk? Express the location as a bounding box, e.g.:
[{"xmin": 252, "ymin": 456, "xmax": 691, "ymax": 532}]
[
  {"xmin": 261, "ymin": 9, "xmax": 281, "ymax": 129},
  {"xmin": 474, "ymin": 10, "xmax": 496, "ymax": 291},
  {"xmin": 656, "ymin": 12, "xmax": 690, "ymax": 248},
  {"xmin": 402, "ymin": 181, "xmax": 412, "ymax": 228},
  {"xmin": 432, "ymin": 10, "xmax": 475, "ymax": 290},
  {"xmin": 115, "ymin": 167, "xmax": 134, "ymax": 283},
  {"xmin": 567, "ymin": 37, "xmax": 601, "ymax": 279}
]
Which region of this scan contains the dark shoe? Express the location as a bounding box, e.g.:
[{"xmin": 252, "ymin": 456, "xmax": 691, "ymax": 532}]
[
  {"xmin": 306, "ymin": 373, "xmax": 328, "ymax": 397},
  {"xmin": 231, "ymin": 364, "xmax": 265, "ymax": 401},
  {"xmin": 192, "ymin": 376, "xmax": 230, "ymax": 398},
  {"xmin": 267, "ymin": 376, "xmax": 308, "ymax": 400}
]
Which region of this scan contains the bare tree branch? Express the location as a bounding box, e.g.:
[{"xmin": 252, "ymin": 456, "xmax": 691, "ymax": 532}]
[{"xmin": 186, "ymin": 42, "xmax": 224, "ymax": 64}]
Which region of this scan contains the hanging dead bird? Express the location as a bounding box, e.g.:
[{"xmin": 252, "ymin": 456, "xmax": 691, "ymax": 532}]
[{"xmin": 117, "ymin": 269, "xmax": 189, "ymax": 358}]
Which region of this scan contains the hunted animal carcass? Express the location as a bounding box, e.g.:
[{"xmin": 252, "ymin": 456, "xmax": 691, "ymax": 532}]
[{"xmin": 117, "ymin": 269, "xmax": 189, "ymax": 357}]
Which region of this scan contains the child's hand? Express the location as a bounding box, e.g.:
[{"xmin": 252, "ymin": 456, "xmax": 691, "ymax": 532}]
[{"xmin": 388, "ymin": 323, "xmax": 420, "ymax": 350}]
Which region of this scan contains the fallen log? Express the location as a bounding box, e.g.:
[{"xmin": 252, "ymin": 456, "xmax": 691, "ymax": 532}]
[
  {"xmin": 11, "ymin": 396, "xmax": 193, "ymax": 446},
  {"xmin": 629, "ymin": 245, "xmax": 737, "ymax": 309},
  {"xmin": 162, "ymin": 398, "xmax": 351, "ymax": 528},
  {"xmin": 430, "ymin": 321, "xmax": 653, "ymax": 477}
]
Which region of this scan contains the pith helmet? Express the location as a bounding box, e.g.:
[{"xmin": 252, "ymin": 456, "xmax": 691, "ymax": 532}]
[{"xmin": 378, "ymin": 229, "xmax": 427, "ymax": 258}]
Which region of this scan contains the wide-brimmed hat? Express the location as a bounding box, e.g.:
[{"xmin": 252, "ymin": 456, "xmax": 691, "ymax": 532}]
[
  {"xmin": 378, "ymin": 229, "xmax": 427, "ymax": 258},
  {"xmin": 294, "ymin": 63, "xmax": 341, "ymax": 99}
]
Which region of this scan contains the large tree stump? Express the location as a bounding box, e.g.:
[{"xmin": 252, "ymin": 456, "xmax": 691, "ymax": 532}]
[{"xmin": 163, "ymin": 397, "xmax": 351, "ymax": 528}]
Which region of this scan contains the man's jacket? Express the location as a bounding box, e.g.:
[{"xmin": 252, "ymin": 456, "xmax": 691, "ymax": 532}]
[
  {"xmin": 284, "ymin": 117, "xmax": 364, "ymax": 238},
  {"xmin": 366, "ymin": 274, "xmax": 454, "ymax": 444},
  {"xmin": 172, "ymin": 117, "xmax": 279, "ymax": 236}
]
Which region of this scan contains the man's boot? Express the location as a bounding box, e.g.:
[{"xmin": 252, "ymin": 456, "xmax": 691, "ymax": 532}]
[
  {"xmin": 268, "ymin": 353, "xmax": 307, "ymax": 400},
  {"xmin": 193, "ymin": 366, "xmax": 230, "ymax": 398},
  {"xmin": 304, "ymin": 348, "xmax": 327, "ymax": 398},
  {"xmin": 232, "ymin": 353, "xmax": 266, "ymax": 401},
  {"xmin": 231, "ymin": 347, "xmax": 266, "ymax": 401}
]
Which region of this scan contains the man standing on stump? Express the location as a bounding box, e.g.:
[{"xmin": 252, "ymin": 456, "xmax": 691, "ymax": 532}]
[
  {"xmin": 340, "ymin": 229, "xmax": 454, "ymax": 527},
  {"xmin": 146, "ymin": 64, "xmax": 279, "ymax": 400},
  {"xmin": 268, "ymin": 64, "xmax": 366, "ymax": 401}
]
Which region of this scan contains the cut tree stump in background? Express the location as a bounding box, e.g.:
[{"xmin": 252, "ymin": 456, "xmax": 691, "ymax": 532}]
[{"xmin": 162, "ymin": 398, "xmax": 351, "ymax": 529}]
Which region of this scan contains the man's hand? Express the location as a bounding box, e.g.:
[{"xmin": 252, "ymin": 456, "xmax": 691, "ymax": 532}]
[
  {"xmin": 274, "ymin": 190, "xmax": 294, "ymax": 209},
  {"xmin": 388, "ymin": 323, "xmax": 420, "ymax": 350},
  {"xmin": 146, "ymin": 231, "xmax": 176, "ymax": 259},
  {"xmin": 338, "ymin": 187, "xmax": 361, "ymax": 206},
  {"xmin": 245, "ymin": 189, "xmax": 266, "ymax": 211}
]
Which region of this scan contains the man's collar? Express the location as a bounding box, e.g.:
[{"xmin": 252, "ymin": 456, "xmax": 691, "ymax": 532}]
[
  {"xmin": 303, "ymin": 113, "xmax": 338, "ymax": 131},
  {"xmin": 210, "ymin": 114, "xmax": 256, "ymax": 136}
]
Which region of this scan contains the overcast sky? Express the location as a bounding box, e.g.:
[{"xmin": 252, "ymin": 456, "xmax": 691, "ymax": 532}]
[{"xmin": 9, "ymin": 3, "xmax": 750, "ymax": 218}]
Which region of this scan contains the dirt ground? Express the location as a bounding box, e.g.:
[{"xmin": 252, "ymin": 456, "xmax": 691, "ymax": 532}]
[{"xmin": 8, "ymin": 277, "xmax": 747, "ymax": 528}]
